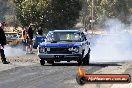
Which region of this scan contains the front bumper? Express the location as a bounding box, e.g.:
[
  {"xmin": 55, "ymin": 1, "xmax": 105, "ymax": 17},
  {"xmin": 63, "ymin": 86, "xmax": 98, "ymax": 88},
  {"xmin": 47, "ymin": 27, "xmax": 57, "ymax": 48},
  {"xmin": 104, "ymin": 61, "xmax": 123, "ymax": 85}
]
[{"xmin": 38, "ymin": 53, "xmax": 82, "ymax": 61}]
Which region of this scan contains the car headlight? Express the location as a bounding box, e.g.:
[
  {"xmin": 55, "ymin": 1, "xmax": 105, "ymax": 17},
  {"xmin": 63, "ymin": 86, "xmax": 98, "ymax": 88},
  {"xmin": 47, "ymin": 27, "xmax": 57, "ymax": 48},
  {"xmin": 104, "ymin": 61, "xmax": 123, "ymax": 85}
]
[
  {"xmin": 46, "ymin": 48, "xmax": 50, "ymax": 51},
  {"xmin": 73, "ymin": 47, "xmax": 79, "ymax": 52},
  {"xmin": 68, "ymin": 47, "xmax": 79, "ymax": 52},
  {"xmin": 39, "ymin": 47, "xmax": 45, "ymax": 53}
]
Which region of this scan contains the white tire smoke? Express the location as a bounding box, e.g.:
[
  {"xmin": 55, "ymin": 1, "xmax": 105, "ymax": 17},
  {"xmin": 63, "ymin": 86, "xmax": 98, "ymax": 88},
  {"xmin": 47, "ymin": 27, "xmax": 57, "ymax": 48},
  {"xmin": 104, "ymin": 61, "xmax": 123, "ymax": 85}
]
[
  {"xmin": 90, "ymin": 18, "xmax": 132, "ymax": 62},
  {"xmin": 4, "ymin": 45, "xmax": 25, "ymax": 57}
]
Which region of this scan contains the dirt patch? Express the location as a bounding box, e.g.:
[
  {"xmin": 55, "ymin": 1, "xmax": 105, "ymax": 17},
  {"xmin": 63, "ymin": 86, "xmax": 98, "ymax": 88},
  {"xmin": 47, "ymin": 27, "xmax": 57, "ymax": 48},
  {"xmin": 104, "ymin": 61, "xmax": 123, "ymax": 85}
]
[{"xmin": 6, "ymin": 54, "xmax": 40, "ymax": 63}]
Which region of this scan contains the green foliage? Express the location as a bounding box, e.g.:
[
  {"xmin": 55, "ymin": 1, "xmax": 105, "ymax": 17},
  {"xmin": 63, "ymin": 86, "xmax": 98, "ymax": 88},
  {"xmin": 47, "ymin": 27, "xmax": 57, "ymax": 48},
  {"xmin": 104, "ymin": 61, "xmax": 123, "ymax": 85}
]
[
  {"xmin": 0, "ymin": 0, "xmax": 10, "ymax": 20},
  {"xmin": 81, "ymin": 0, "xmax": 132, "ymax": 28},
  {"xmin": 49, "ymin": 0, "xmax": 82, "ymax": 29},
  {"xmin": 15, "ymin": 0, "xmax": 82, "ymax": 30}
]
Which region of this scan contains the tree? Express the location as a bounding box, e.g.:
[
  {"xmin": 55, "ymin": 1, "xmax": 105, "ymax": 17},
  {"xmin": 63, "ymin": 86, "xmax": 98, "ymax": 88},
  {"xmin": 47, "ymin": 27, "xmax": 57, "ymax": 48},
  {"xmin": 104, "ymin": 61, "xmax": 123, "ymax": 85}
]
[
  {"xmin": 0, "ymin": 0, "xmax": 11, "ymax": 21},
  {"xmin": 15, "ymin": 0, "xmax": 82, "ymax": 30},
  {"xmin": 80, "ymin": 0, "xmax": 132, "ymax": 29}
]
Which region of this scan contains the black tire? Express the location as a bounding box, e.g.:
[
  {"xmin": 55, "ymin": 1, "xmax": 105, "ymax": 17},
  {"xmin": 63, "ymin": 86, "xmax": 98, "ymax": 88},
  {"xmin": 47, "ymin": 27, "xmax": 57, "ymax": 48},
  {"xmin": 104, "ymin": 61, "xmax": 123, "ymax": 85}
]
[
  {"xmin": 76, "ymin": 74, "xmax": 86, "ymax": 85},
  {"xmin": 47, "ymin": 60, "xmax": 54, "ymax": 65},
  {"xmin": 40, "ymin": 59, "xmax": 45, "ymax": 66},
  {"xmin": 83, "ymin": 53, "xmax": 90, "ymax": 65},
  {"xmin": 77, "ymin": 59, "xmax": 82, "ymax": 66},
  {"xmin": 77, "ymin": 50, "xmax": 85, "ymax": 66}
]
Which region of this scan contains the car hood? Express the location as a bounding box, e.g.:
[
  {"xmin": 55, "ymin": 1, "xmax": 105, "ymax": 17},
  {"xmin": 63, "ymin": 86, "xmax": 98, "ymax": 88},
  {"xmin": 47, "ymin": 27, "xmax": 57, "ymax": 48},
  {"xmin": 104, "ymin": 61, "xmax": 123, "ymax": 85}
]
[{"xmin": 39, "ymin": 42, "xmax": 82, "ymax": 47}]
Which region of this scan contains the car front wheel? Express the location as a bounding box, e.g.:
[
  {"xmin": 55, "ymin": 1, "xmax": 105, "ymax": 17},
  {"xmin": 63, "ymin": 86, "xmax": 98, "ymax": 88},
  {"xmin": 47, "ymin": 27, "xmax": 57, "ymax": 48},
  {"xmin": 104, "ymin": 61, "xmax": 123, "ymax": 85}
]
[
  {"xmin": 83, "ymin": 53, "xmax": 90, "ymax": 65},
  {"xmin": 77, "ymin": 58, "xmax": 82, "ymax": 66},
  {"xmin": 40, "ymin": 59, "xmax": 45, "ymax": 66}
]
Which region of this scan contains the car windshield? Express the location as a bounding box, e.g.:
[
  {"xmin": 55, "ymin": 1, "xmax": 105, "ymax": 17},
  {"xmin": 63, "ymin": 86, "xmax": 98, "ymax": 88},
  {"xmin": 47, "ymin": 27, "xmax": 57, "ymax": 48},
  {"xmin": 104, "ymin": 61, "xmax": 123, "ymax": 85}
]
[{"xmin": 47, "ymin": 32, "xmax": 81, "ymax": 42}]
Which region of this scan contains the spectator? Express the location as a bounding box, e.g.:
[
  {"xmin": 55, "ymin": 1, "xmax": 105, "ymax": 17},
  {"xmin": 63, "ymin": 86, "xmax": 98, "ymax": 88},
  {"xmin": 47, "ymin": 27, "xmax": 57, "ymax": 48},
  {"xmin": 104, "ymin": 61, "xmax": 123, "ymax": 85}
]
[
  {"xmin": 26, "ymin": 24, "xmax": 34, "ymax": 54},
  {"xmin": 0, "ymin": 22, "xmax": 10, "ymax": 64},
  {"xmin": 33, "ymin": 27, "xmax": 45, "ymax": 49},
  {"xmin": 21, "ymin": 27, "xmax": 28, "ymax": 51}
]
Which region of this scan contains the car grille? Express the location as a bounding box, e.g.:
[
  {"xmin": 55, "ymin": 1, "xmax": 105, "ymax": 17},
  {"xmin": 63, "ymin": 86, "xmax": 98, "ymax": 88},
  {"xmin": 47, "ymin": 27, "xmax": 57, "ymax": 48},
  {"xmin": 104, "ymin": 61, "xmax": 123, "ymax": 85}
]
[{"xmin": 46, "ymin": 47, "xmax": 72, "ymax": 54}]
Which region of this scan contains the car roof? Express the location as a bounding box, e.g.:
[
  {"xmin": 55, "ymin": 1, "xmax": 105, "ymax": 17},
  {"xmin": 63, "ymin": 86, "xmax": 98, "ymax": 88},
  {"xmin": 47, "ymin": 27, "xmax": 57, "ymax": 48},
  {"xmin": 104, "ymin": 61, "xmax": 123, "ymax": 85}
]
[{"xmin": 50, "ymin": 29, "xmax": 81, "ymax": 33}]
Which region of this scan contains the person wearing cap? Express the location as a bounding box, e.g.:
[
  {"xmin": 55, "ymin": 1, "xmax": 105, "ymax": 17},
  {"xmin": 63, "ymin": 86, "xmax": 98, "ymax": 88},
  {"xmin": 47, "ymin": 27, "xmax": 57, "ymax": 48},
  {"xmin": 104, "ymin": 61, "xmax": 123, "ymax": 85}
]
[{"xmin": 0, "ymin": 22, "xmax": 10, "ymax": 64}]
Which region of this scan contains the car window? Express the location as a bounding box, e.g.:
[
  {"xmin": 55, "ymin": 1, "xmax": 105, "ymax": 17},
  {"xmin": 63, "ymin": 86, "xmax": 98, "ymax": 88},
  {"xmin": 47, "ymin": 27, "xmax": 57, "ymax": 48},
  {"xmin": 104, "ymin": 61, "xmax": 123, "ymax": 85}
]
[
  {"xmin": 46, "ymin": 32, "xmax": 54, "ymax": 42},
  {"xmin": 59, "ymin": 32, "xmax": 80, "ymax": 41},
  {"xmin": 46, "ymin": 32, "xmax": 81, "ymax": 42}
]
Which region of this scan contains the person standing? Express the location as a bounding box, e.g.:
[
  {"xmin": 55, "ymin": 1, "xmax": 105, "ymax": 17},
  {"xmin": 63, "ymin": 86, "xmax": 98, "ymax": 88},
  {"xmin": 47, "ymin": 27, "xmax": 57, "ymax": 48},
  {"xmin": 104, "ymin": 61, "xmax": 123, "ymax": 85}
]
[
  {"xmin": 33, "ymin": 28, "xmax": 45, "ymax": 49},
  {"xmin": 21, "ymin": 27, "xmax": 28, "ymax": 51},
  {"xmin": 0, "ymin": 22, "xmax": 10, "ymax": 64},
  {"xmin": 26, "ymin": 24, "xmax": 34, "ymax": 54}
]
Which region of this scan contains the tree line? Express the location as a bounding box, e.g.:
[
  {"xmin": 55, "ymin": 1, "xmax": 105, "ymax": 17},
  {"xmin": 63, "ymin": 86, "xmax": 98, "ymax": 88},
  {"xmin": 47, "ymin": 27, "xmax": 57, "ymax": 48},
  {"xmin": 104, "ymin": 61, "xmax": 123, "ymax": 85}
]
[
  {"xmin": 14, "ymin": 0, "xmax": 82, "ymax": 31},
  {"xmin": 1, "ymin": 0, "xmax": 131, "ymax": 30},
  {"xmin": 81, "ymin": 0, "xmax": 132, "ymax": 29}
]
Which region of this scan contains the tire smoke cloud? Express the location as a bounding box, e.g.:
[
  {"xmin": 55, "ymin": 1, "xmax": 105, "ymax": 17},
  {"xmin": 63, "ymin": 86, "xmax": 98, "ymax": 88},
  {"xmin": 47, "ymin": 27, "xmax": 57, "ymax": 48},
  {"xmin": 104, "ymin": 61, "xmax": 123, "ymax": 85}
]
[
  {"xmin": 4, "ymin": 45, "xmax": 25, "ymax": 57},
  {"xmin": 90, "ymin": 18, "xmax": 132, "ymax": 62}
]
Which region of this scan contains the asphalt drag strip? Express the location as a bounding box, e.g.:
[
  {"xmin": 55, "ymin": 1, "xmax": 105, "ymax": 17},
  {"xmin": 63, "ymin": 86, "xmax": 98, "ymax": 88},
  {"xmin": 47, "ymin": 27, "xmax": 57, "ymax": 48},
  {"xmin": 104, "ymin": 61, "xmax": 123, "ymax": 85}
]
[{"xmin": 0, "ymin": 62, "xmax": 106, "ymax": 88}]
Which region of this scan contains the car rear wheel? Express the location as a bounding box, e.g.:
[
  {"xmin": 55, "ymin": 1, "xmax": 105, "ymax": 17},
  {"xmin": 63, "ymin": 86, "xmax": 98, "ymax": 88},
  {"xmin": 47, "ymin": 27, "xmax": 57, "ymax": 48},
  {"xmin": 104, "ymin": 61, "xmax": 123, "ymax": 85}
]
[{"xmin": 40, "ymin": 59, "xmax": 45, "ymax": 66}]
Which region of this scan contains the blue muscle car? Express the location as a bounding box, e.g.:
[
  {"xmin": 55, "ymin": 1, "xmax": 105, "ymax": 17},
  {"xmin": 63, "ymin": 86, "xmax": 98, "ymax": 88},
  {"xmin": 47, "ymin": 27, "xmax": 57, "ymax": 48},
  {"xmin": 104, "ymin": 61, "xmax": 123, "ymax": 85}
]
[{"xmin": 37, "ymin": 30, "xmax": 91, "ymax": 65}]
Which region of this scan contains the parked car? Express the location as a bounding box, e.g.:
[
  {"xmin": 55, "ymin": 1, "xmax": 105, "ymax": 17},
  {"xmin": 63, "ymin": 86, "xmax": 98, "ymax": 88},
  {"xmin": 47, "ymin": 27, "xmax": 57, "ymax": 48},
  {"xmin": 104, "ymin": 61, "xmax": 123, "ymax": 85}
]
[
  {"xmin": 37, "ymin": 30, "xmax": 91, "ymax": 65},
  {"xmin": 5, "ymin": 32, "xmax": 22, "ymax": 45},
  {"xmin": 5, "ymin": 32, "xmax": 19, "ymax": 42}
]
